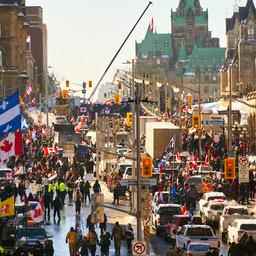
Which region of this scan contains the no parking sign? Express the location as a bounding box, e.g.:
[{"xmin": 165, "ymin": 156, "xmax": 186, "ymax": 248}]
[{"xmin": 132, "ymin": 241, "xmax": 147, "ymax": 256}]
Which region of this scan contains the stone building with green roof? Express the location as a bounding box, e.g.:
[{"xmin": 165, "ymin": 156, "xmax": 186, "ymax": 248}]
[{"xmin": 135, "ymin": 0, "xmax": 225, "ymax": 106}]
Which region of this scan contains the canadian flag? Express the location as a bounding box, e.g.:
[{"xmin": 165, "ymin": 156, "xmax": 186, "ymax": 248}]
[{"xmin": 0, "ymin": 131, "xmax": 23, "ymax": 163}]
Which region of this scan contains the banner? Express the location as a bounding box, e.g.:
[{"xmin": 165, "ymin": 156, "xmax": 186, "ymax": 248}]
[
  {"xmin": 0, "ymin": 131, "xmax": 23, "ymax": 164},
  {"xmin": 0, "ymin": 196, "xmax": 15, "ymax": 218}
]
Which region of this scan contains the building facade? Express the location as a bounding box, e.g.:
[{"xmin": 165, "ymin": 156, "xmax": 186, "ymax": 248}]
[
  {"xmin": 220, "ymin": 0, "xmax": 256, "ymax": 98},
  {"xmin": 136, "ymin": 0, "xmax": 225, "ymax": 105},
  {"xmin": 0, "ymin": 0, "xmax": 29, "ymax": 98},
  {"xmin": 26, "ymin": 6, "xmax": 48, "ymax": 96}
]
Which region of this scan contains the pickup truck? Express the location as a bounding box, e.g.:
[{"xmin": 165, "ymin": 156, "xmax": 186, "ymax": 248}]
[
  {"xmin": 201, "ymin": 200, "xmax": 227, "ymax": 225},
  {"xmin": 176, "ymin": 225, "xmax": 220, "ymax": 250},
  {"xmin": 219, "ymin": 205, "xmax": 250, "ymax": 241},
  {"xmin": 199, "ymin": 192, "xmax": 226, "ymax": 214}
]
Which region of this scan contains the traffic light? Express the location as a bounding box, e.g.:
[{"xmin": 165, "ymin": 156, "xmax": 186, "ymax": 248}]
[
  {"xmin": 187, "ymin": 94, "xmax": 193, "ymax": 108},
  {"xmin": 62, "ymin": 89, "xmax": 69, "ymax": 99},
  {"xmin": 114, "ymin": 94, "xmax": 121, "ymax": 105},
  {"xmin": 66, "ymin": 80, "xmax": 69, "ymax": 88},
  {"xmin": 126, "ymin": 112, "xmax": 133, "ymax": 128},
  {"xmin": 83, "ymin": 81, "xmax": 86, "ymax": 89},
  {"xmin": 192, "ymin": 113, "xmax": 200, "ymax": 128},
  {"xmin": 224, "ymin": 157, "xmax": 236, "ymax": 180},
  {"xmin": 141, "ymin": 154, "xmax": 153, "ymax": 178},
  {"xmin": 88, "ymin": 80, "xmax": 93, "ymax": 88}
]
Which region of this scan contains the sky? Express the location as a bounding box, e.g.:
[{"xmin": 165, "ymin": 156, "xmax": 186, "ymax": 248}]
[{"xmin": 26, "ymin": 0, "xmax": 248, "ymax": 92}]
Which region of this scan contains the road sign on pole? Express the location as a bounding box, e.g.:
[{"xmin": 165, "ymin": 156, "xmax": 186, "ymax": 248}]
[
  {"xmin": 132, "ymin": 241, "xmax": 147, "ymax": 256},
  {"xmin": 239, "ymin": 157, "xmax": 249, "ymax": 183},
  {"xmin": 120, "ymin": 178, "xmax": 157, "ymax": 187}
]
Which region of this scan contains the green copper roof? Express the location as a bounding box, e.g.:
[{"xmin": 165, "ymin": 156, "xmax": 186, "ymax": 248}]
[
  {"xmin": 185, "ymin": 47, "xmax": 225, "ymax": 72},
  {"xmin": 195, "ymin": 15, "xmax": 207, "ymax": 25},
  {"xmin": 136, "ymin": 31, "xmax": 172, "ymax": 58},
  {"xmin": 184, "ymin": 0, "xmax": 196, "ymax": 10},
  {"xmin": 173, "ymin": 15, "xmax": 186, "ymax": 26},
  {"xmin": 178, "ymin": 46, "xmax": 188, "ymax": 61}
]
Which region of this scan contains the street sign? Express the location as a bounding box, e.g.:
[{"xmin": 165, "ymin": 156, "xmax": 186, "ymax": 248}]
[
  {"xmin": 202, "ymin": 119, "xmax": 224, "ymax": 126},
  {"xmin": 80, "ymin": 107, "xmax": 87, "ymax": 113},
  {"xmin": 239, "ymin": 157, "xmax": 249, "ymax": 183},
  {"xmin": 120, "ymin": 178, "xmax": 157, "ymax": 187},
  {"xmin": 132, "ymin": 241, "xmax": 147, "ymax": 256}
]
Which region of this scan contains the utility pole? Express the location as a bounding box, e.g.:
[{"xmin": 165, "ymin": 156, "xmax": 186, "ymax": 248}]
[
  {"xmin": 45, "ymin": 72, "xmax": 49, "ymax": 128},
  {"xmin": 135, "ymin": 80, "xmax": 142, "ymax": 241},
  {"xmin": 228, "ymin": 64, "xmax": 232, "ymax": 154},
  {"xmin": 197, "ymin": 68, "xmax": 202, "ymax": 160}
]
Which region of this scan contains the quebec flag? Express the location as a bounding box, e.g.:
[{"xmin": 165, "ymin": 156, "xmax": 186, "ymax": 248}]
[{"xmin": 0, "ymin": 91, "xmax": 21, "ymax": 138}]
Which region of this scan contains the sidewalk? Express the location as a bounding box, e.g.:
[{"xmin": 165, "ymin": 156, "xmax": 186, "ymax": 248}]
[{"xmin": 101, "ymin": 181, "xmax": 133, "ymax": 215}]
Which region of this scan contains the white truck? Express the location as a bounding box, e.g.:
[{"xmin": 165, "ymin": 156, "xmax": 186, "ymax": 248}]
[
  {"xmin": 176, "ymin": 225, "xmax": 220, "ymax": 250},
  {"xmin": 201, "ymin": 200, "xmax": 227, "ymax": 225},
  {"xmin": 219, "ymin": 205, "xmax": 250, "ymax": 241}
]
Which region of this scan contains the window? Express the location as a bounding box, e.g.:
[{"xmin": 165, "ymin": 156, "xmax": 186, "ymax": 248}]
[{"xmin": 248, "ymin": 26, "xmax": 254, "ymax": 39}]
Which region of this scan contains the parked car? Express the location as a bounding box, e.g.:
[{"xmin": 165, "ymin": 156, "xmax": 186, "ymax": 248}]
[
  {"xmin": 0, "ymin": 167, "xmax": 13, "ymax": 181},
  {"xmin": 152, "ymin": 203, "xmax": 181, "ymax": 235},
  {"xmin": 201, "ymin": 199, "xmax": 227, "ymax": 225},
  {"xmin": 219, "ymin": 204, "xmax": 249, "ymax": 241},
  {"xmin": 165, "ymin": 215, "xmax": 202, "ymax": 241},
  {"xmin": 15, "ymin": 227, "xmax": 52, "ymax": 253},
  {"xmin": 184, "ymin": 175, "xmax": 203, "ymax": 194},
  {"xmin": 199, "ymin": 192, "xmax": 226, "ymax": 214},
  {"xmin": 152, "ymin": 191, "xmax": 170, "ymax": 210},
  {"xmin": 176, "ymin": 225, "xmax": 220, "ymax": 250},
  {"xmin": 227, "ymin": 219, "xmax": 256, "ymax": 243},
  {"xmin": 183, "ymin": 242, "xmax": 211, "ymax": 256}
]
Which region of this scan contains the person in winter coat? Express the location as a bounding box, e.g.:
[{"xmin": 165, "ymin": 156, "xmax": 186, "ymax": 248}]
[
  {"xmin": 93, "ymin": 180, "xmax": 101, "ymax": 193},
  {"xmin": 66, "ymin": 227, "xmax": 78, "ymax": 256},
  {"xmin": 125, "ymin": 223, "xmax": 134, "ymax": 255},
  {"xmin": 99, "ymin": 214, "xmax": 107, "ymax": 235},
  {"xmin": 80, "ymin": 236, "xmax": 89, "ymax": 256},
  {"xmin": 87, "ymin": 227, "xmax": 99, "ymax": 256},
  {"xmin": 113, "ymin": 183, "xmax": 121, "ymax": 205},
  {"xmin": 111, "ymin": 222, "xmax": 123, "ymax": 256},
  {"xmin": 100, "ymin": 231, "xmax": 111, "ymax": 256},
  {"xmin": 44, "ymin": 186, "xmax": 52, "ymax": 222},
  {"xmin": 84, "ymin": 181, "xmax": 91, "ymax": 205},
  {"xmin": 53, "ymin": 194, "xmax": 62, "ymax": 223},
  {"xmin": 74, "ymin": 189, "xmax": 82, "ymax": 215}
]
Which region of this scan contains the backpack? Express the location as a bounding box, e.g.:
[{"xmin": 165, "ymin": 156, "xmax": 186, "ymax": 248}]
[{"xmin": 88, "ymin": 231, "xmax": 97, "ymax": 246}]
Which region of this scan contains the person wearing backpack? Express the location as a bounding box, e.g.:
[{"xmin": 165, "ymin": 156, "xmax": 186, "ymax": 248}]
[
  {"xmin": 111, "ymin": 222, "xmax": 123, "ymax": 256},
  {"xmin": 93, "ymin": 180, "xmax": 101, "ymax": 193},
  {"xmin": 87, "ymin": 227, "xmax": 99, "ymax": 256},
  {"xmin": 80, "ymin": 236, "xmax": 89, "ymax": 256},
  {"xmin": 100, "ymin": 231, "xmax": 111, "ymax": 256},
  {"xmin": 125, "ymin": 223, "xmax": 134, "ymax": 255}
]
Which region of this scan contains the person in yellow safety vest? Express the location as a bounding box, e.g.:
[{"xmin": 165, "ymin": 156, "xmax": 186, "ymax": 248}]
[
  {"xmin": 59, "ymin": 181, "xmax": 67, "ymax": 206},
  {"xmin": 48, "ymin": 182, "xmax": 55, "ymax": 208},
  {"xmin": 0, "ymin": 244, "xmax": 4, "ymax": 254}
]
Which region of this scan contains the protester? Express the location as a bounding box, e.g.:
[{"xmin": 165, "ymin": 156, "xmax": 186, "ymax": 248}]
[
  {"xmin": 125, "ymin": 223, "xmax": 134, "ymax": 255},
  {"xmin": 53, "ymin": 194, "xmax": 62, "ymax": 223},
  {"xmin": 87, "ymin": 227, "xmax": 98, "ymax": 256},
  {"xmin": 99, "ymin": 231, "xmax": 111, "ymax": 256},
  {"xmin": 66, "ymin": 227, "xmax": 78, "ymax": 256},
  {"xmin": 111, "ymin": 222, "xmax": 123, "ymax": 256}
]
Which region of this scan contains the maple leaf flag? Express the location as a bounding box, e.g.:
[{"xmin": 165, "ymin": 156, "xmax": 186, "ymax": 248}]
[{"xmin": 0, "ymin": 131, "xmax": 22, "ymax": 164}]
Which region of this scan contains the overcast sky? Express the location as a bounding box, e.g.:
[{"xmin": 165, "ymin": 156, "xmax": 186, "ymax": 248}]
[{"xmin": 26, "ymin": 0, "xmax": 248, "ymax": 89}]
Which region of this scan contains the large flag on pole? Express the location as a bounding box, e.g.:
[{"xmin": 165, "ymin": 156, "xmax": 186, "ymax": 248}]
[
  {"xmin": 0, "ymin": 91, "xmax": 21, "ymax": 138},
  {"xmin": 0, "ymin": 131, "xmax": 23, "ymax": 164}
]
